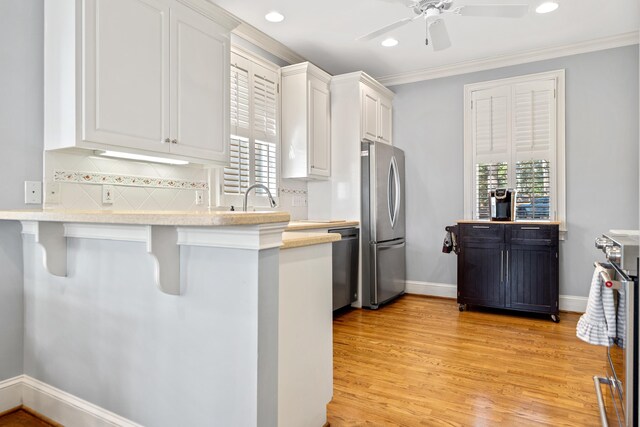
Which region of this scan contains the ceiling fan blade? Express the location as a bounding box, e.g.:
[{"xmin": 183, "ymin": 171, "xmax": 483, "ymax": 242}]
[
  {"xmin": 357, "ymin": 16, "xmax": 415, "ymax": 41},
  {"xmin": 458, "ymin": 4, "xmax": 529, "ymax": 18},
  {"xmin": 428, "ymin": 19, "xmax": 452, "ymax": 51}
]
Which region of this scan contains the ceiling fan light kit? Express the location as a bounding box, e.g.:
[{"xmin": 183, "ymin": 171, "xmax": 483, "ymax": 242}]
[
  {"xmin": 357, "ymin": 0, "xmax": 529, "ymax": 51},
  {"xmin": 535, "ymin": 1, "xmax": 559, "ymax": 14}
]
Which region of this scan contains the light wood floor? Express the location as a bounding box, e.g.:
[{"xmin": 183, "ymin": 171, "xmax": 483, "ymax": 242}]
[
  {"xmin": 327, "ymin": 294, "xmax": 606, "ymax": 426},
  {"xmin": 0, "ymin": 409, "xmax": 53, "ymax": 427}
]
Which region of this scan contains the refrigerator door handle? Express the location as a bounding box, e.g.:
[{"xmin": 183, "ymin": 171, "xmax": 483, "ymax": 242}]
[
  {"xmin": 377, "ymin": 241, "xmax": 406, "ymax": 250},
  {"xmin": 387, "ymin": 156, "xmax": 400, "ymax": 229}
]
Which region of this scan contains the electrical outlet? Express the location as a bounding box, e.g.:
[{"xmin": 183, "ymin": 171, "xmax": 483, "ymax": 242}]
[
  {"xmin": 195, "ymin": 190, "xmax": 204, "ymax": 206},
  {"xmin": 45, "ymin": 182, "xmax": 61, "ymax": 204},
  {"xmin": 102, "ymin": 185, "xmax": 115, "ymax": 204},
  {"xmin": 24, "ymin": 181, "xmax": 42, "ymax": 204}
]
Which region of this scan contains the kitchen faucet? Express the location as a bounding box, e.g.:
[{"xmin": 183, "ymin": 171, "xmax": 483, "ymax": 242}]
[{"xmin": 242, "ymin": 184, "xmax": 277, "ymax": 212}]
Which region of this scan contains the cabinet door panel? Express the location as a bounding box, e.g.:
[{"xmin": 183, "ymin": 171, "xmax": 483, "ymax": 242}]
[
  {"xmin": 84, "ymin": 0, "xmax": 169, "ymax": 152},
  {"xmin": 170, "ymin": 1, "xmax": 229, "ymax": 162},
  {"xmin": 309, "ymin": 79, "xmax": 330, "ymax": 177},
  {"xmin": 379, "ymin": 97, "xmax": 392, "ymax": 144},
  {"xmin": 361, "ymin": 87, "xmax": 379, "ymax": 142},
  {"xmin": 458, "ymin": 242, "xmax": 504, "ymax": 308},
  {"xmin": 507, "ymin": 245, "xmax": 557, "ymax": 313}
]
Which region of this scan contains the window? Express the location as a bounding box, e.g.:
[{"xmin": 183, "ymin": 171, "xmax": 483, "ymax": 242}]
[
  {"xmin": 464, "ymin": 70, "xmax": 565, "ymax": 230},
  {"xmin": 222, "ymin": 49, "xmax": 279, "ymax": 204}
]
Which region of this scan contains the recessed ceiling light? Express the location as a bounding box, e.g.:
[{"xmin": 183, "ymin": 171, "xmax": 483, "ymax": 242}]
[
  {"xmin": 265, "ymin": 11, "xmax": 285, "ymax": 23},
  {"xmin": 381, "ymin": 38, "xmax": 399, "ymax": 47},
  {"xmin": 535, "ymin": 1, "xmax": 559, "ymax": 14}
]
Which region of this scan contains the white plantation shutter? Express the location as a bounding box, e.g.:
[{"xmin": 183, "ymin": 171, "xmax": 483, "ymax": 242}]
[
  {"xmin": 224, "ymin": 136, "xmax": 250, "ymax": 194},
  {"xmin": 230, "ymin": 53, "xmax": 251, "ymax": 139},
  {"xmin": 512, "ymin": 80, "xmax": 556, "ymax": 220},
  {"xmin": 513, "ymin": 80, "xmax": 555, "ymax": 160},
  {"xmin": 472, "ymin": 87, "xmax": 511, "ymax": 219},
  {"xmin": 252, "ymin": 64, "xmax": 277, "ymax": 143},
  {"xmin": 223, "ymin": 51, "xmax": 279, "ymax": 200},
  {"xmin": 468, "ymin": 76, "xmax": 559, "ymax": 221},
  {"xmin": 465, "ymin": 72, "xmax": 564, "ymax": 225},
  {"xmin": 254, "ymin": 140, "xmax": 277, "ymax": 195},
  {"xmin": 473, "ymin": 87, "xmax": 510, "ymax": 162}
]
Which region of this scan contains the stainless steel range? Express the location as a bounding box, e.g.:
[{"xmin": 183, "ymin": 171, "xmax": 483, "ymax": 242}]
[{"xmin": 593, "ymin": 233, "xmax": 639, "ymax": 427}]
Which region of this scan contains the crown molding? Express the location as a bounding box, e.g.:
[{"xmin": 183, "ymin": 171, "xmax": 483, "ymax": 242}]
[
  {"xmin": 377, "ymin": 31, "xmax": 639, "ymax": 87},
  {"xmin": 232, "ymin": 22, "xmax": 306, "ymax": 65},
  {"xmin": 331, "ymin": 71, "xmax": 396, "ymax": 98},
  {"xmin": 281, "ymin": 62, "xmax": 332, "ymax": 83}
]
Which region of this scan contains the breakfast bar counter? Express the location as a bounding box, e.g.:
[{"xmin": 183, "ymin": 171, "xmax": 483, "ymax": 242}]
[{"xmin": 0, "ymin": 208, "xmax": 336, "ymax": 426}]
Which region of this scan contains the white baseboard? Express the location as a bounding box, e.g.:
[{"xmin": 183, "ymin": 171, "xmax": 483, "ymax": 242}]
[
  {"xmin": 406, "ymin": 281, "xmax": 457, "ymax": 298},
  {"xmin": 0, "ymin": 375, "xmax": 141, "ymax": 427},
  {"xmin": 557, "ymin": 295, "xmax": 589, "ymax": 313},
  {"xmin": 0, "ymin": 376, "xmax": 23, "ymax": 414},
  {"xmin": 405, "ymin": 280, "xmax": 588, "ymax": 313}
]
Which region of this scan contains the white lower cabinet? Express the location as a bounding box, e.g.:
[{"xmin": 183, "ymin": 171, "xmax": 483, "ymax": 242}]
[
  {"xmin": 45, "ymin": 0, "xmax": 238, "ymax": 165},
  {"xmin": 281, "ymin": 62, "xmax": 332, "ymax": 179},
  {"xmin": 279, "ymin": 243, "xmax": 333, "ymax": 427}
]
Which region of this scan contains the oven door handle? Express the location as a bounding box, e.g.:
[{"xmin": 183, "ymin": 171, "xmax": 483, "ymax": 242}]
[
  {"xmin": 593, "ymin": 262, "xmax": 623, "ymax": 290},
  {"xmin": 593, "ymin": 376, "xmax": 610, "ymax": 427}
]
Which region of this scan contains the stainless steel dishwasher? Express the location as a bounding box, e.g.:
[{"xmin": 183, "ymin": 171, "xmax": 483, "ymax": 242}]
[{"xmin": 329, "ymin": 227, "xmax": 359, "ymax": 311}]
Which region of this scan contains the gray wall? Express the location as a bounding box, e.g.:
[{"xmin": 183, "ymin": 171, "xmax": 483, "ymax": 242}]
[
  {"xmin": 391, "ymin": 45, "xmax": 639, "ymax": 297},
  {"xmin": 0, "ymin": 0, "xmax": 44, "ymax": 381}
]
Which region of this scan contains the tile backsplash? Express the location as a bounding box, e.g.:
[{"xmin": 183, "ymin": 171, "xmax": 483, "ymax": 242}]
[
  {"xmin": 44, "ymin": 151, "xmax": 210, "ymax": 211},
  {"xmin": 279, "ymin": 179, "xmax": 308, "ymax": 221}
]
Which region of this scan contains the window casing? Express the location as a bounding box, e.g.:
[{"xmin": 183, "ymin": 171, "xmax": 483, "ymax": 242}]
[
  {"xmin": 221, "ymin": 48, "xmax": 279, "ymax": 207},
  {"xmin": 463, "ymin": 70, "xmax": 565, "ymax": 231}
]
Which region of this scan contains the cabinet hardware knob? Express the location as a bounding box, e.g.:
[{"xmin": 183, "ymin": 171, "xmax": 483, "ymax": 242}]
[
  {"xmin": 171, "ymin": 139, "xmax": 178, "ymax": 144},
  {"xmin": 164, "ymin": 138, "xmax": 170, "ymax": 143}
]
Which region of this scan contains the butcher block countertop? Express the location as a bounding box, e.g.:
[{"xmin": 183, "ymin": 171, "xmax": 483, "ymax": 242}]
[
  {"xmin": 457, "ymin": 220, "xmax": 561, "ymax": 225},
  {"xmin": 286, "ymin": 220, "xmax": 359, "ymax": 231},
  {"xmin": 0, "ymin": 209, "xmax": 291, "ymax": 226}
]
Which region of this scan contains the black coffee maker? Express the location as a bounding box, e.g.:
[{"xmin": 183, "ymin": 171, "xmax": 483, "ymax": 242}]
[{"xmin": 490, "ymin": 189, "xmax": 516, "ymax": 221}]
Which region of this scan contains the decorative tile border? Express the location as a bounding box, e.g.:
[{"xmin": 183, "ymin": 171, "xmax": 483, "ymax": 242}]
[
  {"xmin": 54, "ymin": 170, "xmax": 208, "ymax": 190},
  {"xmin": 279, "ymin": 187, "xmax": 307, "ymax": 195}
]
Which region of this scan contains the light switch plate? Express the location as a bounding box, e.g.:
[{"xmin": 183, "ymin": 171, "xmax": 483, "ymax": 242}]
[
  {"xmin": 102, "ymin": 185, "xmax": 115, "ymax": 204},
  {"xmin": 24, "ymin": 181, "xmax": 42, "ymax": 204},
  {"xmin": 45, "ymin": 182, "xmax": 61, "ymax": 204}
]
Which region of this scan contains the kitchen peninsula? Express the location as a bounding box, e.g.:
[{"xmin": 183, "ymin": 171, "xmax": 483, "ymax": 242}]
[{"xmin": 0, "ymin": 209, "xmax": 337, "ymax": 427}]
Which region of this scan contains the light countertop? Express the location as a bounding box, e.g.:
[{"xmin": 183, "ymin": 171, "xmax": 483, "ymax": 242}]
[
  {"xmin": 281, "ymin": 232, "xmax": 341, "ymax": 250},
  {"xmin": 0, "ymin": 209, "xmax": 290, "ymax": 226},
  {"xmin": 286, "ymin": 220, "xmax": 359, "ymax": 231}
]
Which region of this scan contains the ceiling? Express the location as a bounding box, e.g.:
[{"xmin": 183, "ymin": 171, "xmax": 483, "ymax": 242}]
[{"xmin": 211, "ymin": 0, "xmax": 639, "ymax": 81}]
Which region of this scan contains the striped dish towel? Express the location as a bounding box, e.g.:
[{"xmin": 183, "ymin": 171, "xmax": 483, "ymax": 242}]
[{"xmin": 576, "ymin": 266, "xmax": 616, "ymax": 346}]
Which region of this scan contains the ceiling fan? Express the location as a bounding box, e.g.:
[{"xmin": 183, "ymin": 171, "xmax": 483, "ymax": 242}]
[{"xmin": 357, "ymin": 0, "xmax": 529, "ymax": 51}]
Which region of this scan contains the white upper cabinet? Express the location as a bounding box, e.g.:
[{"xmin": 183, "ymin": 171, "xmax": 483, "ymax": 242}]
[
  {"xmin": 169, "ymin": 1, "xmax": 229, "ymax": 162},
  {"xmin": 378, "ymin": 96, "xmax": 393, "ymax": 144},
  {"xmin": 360, "ymin": 84, "xmax": 393, "ymax": 145},
  {"xmin": 281, "ymin": 62, "xmax": 332, "ymax": 180},
  {"xmin": 44, "ymin": 0, "xmax": 239, "ymax": 165},
  {"xmin": 83, "ymin": 0, "xmax": 170, "ymax": 153}
]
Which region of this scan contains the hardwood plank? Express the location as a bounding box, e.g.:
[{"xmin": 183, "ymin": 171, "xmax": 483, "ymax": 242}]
[
  {"xmin": 327, "ymin": 295, "xmax": 605, "ymax": 426},
  {"xmin": 0, "ymin": 409, "xmax": 54, "ymax": 427}
]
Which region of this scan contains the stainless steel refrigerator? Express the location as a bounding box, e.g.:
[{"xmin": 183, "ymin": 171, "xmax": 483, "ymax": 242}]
[{"xmin": 361, "ymin": 139, "xmax": 406, "ymax": 309}]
